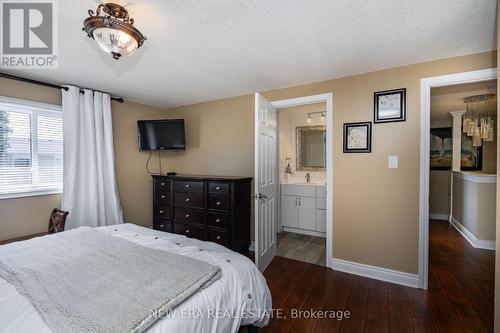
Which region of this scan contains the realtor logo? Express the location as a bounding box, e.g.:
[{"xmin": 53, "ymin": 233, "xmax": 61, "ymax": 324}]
[{"xmin": 1, "ymin": 0, "xmax": 58, "ymax": 68}]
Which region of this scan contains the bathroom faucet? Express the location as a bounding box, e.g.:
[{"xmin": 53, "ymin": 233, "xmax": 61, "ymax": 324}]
[{"xmin": 305, "ymin": 173, "xmax": 311, "ymax": 183}]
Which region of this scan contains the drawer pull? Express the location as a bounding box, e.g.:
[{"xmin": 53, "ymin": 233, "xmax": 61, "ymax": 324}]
[
  {"xmin": 161, "ymin": 195, "xmax": 166, "ymax": 199},
  {"xmin": 160, "ymin": 224, "xmax": 165, "ymax": 228},
  {"xmin": 215, "ymin": 218, "xmax": 221, "ymax": 223},
  {"xmin": 185, "ymin": 198, "xmax": 190, "ymax": 202},
  {"xmin": 216, "ymin": 201, "xmax": 221, "ymax": 206},
  {"xmin": 159, "ymin": 210, "xmax": 164, "ymax": 214},
  {"xmin": 185, "ymin": 214, "xmax": 190, "ymax": 218},
  {"xmin": 216, "ymin": 186, "xmax": 221, "ymax": 190},
  {"xmin": 216, "ymin": 235, "xmax": 221, "ymax": 240},
  {"xmin": 185, "ymin": 229, "xmax": 190, "ymax": 234},
  {"xmin": 185, "ymin": 184, "xmax": 190, "ymax": 188},
  {"xmin": 160, "ymin": 182, "xmax": 165, "ymax": 186}
]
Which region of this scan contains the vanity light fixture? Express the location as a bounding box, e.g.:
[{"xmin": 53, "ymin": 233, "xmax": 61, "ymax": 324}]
[
  {"xmin": 83, "ymin": 3, "xmax": 147, "ymax": 60},
  {"xmin": 306, "ymin": 111, "xmax": 326, "ymax": 123}
]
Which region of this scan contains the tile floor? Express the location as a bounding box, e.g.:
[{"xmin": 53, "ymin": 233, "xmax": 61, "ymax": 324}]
[{"xmin": 276, "ymin": 231, "xmax": 326, "ymax": 266}]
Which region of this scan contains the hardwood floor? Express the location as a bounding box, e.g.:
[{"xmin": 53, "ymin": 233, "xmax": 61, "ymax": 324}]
[{"xmin": 257, "ymin": 219, "xmax": 494, "ymax": 332}]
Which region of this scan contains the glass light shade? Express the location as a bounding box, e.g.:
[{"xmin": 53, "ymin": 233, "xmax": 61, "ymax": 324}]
[
  {"xmin": 94, "ymin": 28, "xmax": 138, "ymax": 57},
  {"xmin": 463, "ymin": 117, "xmax": 470, "ymax": 133},
  {"xmin": 472, "ymin": 127, "xmax": 482, "ymax": 147}
]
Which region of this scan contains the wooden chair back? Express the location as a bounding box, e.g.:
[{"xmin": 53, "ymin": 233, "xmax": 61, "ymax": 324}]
[{"xmin": 48, "ymin": 208, "xmax": 69, "ymax": 234}]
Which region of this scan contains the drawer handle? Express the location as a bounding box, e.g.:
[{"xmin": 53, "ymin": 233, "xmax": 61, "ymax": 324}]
[
  {"xmin": 160, "ymin": 182, "xmax": 165, "ymax": 186},
  {"xmin": 215, "ymin": 218, "xmax": 221, "ymax": 223},
  {"xmin": 185, "ymin": 184, "xmax": 190, "ymax": 188},
  {"xmin": 216, "ymin": 235, "xmax": 221, "ymax": 240},
  {"xmin": 216, "ymin": 201, "xmax": 221, "ymax": 206},
  {"xmin": 185, "ymin": 198, "xmax": 190, "ymax": 202},
  {"xmin": 160, "ymin": 224, "xmax": 165, "ymax": 228},
  {"xmin": 185, "ymin": 214, "xmax": 190, "ymax": 218},
  {"xmin": 161, "ymin": 195, "xmax": 166, "ymax": 199},
  {"xmin": 216, "ymin": 186, "xmax": 221, "ymax": 190},
  {"xmin": 159, "ymin": 210, "xmax": 164, "ymax": 214},
  {"xmin": 185, "ymin": 229, "xmax": 190, "ymax": 234}
]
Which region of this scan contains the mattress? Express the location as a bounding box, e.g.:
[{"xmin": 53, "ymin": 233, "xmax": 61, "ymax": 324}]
[{"xmin": 0, "ymin": 223, "xmax": 272, "ymax": 333}]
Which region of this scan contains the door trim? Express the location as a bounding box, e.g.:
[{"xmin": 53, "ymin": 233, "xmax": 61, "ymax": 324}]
[
  {"xmin": 270, "ymin": 93, "xmax": 334, "ymax": 269},
  {"xmin": 418, "ymin": 68, "xmax": 496, "ymax": 289}
]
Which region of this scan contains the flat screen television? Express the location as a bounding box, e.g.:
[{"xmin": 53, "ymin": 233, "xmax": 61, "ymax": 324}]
[{"xmin": 137, "ymin": 119, "xmax": 186, "ymax": 151}]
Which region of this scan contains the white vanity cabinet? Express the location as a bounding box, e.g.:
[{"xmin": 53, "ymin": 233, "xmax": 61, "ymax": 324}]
[{"xmin": 281, "ymin": 184, "xmax": 326, "ymax": 237}]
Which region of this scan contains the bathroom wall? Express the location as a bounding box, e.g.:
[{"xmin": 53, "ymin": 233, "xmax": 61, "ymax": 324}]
[{"xmin": 278, "ymin": 102, "xmax": 327, "ymax": 184}]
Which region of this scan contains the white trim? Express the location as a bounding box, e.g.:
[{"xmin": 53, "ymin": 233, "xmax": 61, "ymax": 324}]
[
  {"xmin": 419, "ymin": 68, "xmax": 497, "ymax": 290},
  {"xmin": 452, "ymin": 171, "xmax": 497, "ymax": 184},
  {"xmin": 429, "ymin": 213, "xmax": 449, "ymax": 221},
  {"xmin": 283, "ymin": 226, "xmax": 326, "ymax": 238},
  {"xmin": 0, "ymin": 96, "xmax": 61, "ymax": 113},
  {"xmin": 450, "ymin": 217, "xmax": 496, "ymax": 250},
  {"xmin": 330, "ymin": 258, "xmax": 419, "ymax": 288},
  {"xmin": 270, "ymin": 93, "xmax": 334, "ymax": 269},
  {"xmin": 0, "ymin": 187, "xmax": 61, "ymax": 200}
]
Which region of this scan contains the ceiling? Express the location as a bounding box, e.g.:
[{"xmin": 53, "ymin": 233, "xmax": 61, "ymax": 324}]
[
  {"xmin": 431, "ymin": 80, "xmax": 497, "ymax": 120},
  {"xmin": 4, "ymin": 0, "xmax": 497, "ymax": 108}
]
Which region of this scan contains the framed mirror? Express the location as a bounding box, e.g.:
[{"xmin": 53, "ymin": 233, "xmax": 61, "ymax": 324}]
[{"xmin": 296, "ymin": 126, "xmax": 326, "ymax": 171}]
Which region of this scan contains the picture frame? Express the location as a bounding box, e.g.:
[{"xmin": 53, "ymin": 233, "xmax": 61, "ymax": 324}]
[
  {"xmin": 430, "ymin": 127, "xmax": 482, "ymax": 171},
  {"xmin": 343, "ymin": 121, "xmax": 372, "ymax": 153},
  {"xmin": 374, "ymin": 88, "xmax": 406, "ymax": 123}
]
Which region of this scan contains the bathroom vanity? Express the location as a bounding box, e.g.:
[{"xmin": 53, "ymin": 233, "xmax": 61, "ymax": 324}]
[{"xmin": 281, "ymin": 183, "xmax": 326, "ymax": 237}]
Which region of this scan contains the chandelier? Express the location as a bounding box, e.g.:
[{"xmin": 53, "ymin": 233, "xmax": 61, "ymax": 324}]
[
  {"xmin": 462, "ymin": 94, "xmax": 495, "ymax": 147},
  {"xmin": 83, "ymin": 3, "xmax": 147, "ymax": 60}
]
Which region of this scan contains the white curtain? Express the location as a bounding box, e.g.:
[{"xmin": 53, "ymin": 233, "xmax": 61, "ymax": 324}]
[{"xmin": 61, "ymin": 86, "xmax": 123, "ymax": 229}]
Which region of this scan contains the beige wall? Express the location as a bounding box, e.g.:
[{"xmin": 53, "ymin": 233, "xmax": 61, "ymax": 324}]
[
  {"xmin": 495, "ymin": 2, "xmax": 500, "ymax": 331},
  {"xmin": 278, "ymin": 103, "xmax": 326, "ymax": 183},
  {"xmin": 452, "ymin": 173, "xmax": 496, "ymax": 241},
  {"xmin": 0, "ymin": 77, "xmax": 166, "ymax": 241},
  {"xmin": 165, "ymin": 51, "xmax": 496, "ymax": 274},
  {"xmin": 429, "ymin": 171, "xmax": 450, "ymax": 217}
]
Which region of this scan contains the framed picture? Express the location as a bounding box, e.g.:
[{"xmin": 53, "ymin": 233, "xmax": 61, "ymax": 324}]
[
  {"xmin": 343, "ymin": 122, "xmax": 372, "ymax": 153},
  {"xmin": 430, "ymin": 127, "xmax": 482, "ymax": 170},
  {"xmin": 374, "ymin": 88, "xmax": 406, "ymax": 123}
]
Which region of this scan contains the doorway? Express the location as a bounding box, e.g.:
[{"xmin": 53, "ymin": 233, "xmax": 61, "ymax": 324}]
[
  {"xmin": 419, "ymin": 68, "xmax": 497, "ymax": 290},
  {"xmin": 254, "ymin": 93, "xmax": 333, "ymax": 272}
]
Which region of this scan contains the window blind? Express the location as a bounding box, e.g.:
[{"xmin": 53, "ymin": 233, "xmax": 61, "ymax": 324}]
[{"xmin": 0, "ymin": 98, "xmax": 63, "ymax": 198}]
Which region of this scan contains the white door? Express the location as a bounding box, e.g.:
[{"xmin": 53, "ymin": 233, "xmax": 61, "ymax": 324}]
[
  {"xmin": 281, "ymin": 195, "xmax": 298, "ymax": 228},
  {"xmin": 254, "ymin": 93, "xmax": 278, "ymax": 272},
  {"xmin": 298, "ymin": 197, "xmax": 316, "ymax": 230}
]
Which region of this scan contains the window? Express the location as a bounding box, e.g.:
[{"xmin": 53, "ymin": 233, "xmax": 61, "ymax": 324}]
[{"xmin": 0, "ymin": 97, "xmax": 63, "ymax": 199}]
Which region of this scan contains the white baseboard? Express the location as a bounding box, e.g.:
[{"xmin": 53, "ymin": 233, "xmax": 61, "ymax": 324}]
[
  {"xmin": 450, "ymin": 217, "xmax": 495, "ymax": 250},
  {"xmin": 283, "ymin": 226, "xmax": 326, "ymax": 238},
  {"xmin": 329, "ymin": 258, "xmax": 419, "ymax": 288},
  {"xmin": 429, "ymin": 213, "xmax": 449, "ymax": 221},
  {"xmin": 248, "ymin": 241, "xmax": 255, "ymax": 252}
]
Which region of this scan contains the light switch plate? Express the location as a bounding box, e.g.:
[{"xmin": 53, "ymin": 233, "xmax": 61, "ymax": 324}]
[{"xmin": 388, "ymin": 156, "xmax": 398, "ymax": 169}]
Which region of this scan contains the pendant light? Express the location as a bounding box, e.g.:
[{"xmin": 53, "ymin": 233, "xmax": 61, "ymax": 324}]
[
  {"xmin": 462, "ymin": 94, "xmax": 496, "ymax": 147},
  {"xmin": 83, "ymin": 3, "xmax": 147, "ymax": 60}
]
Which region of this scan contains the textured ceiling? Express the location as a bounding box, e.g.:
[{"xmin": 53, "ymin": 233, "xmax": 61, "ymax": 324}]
[
  {"xmin": 4, "ymin": 0, "xmax": 497, "ymax": 108},
  {"xmin": 431, "ymin": 80, "xmax": 497, "ymax": 120}
]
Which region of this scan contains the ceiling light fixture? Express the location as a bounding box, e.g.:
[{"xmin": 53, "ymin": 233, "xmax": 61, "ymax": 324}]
[
  {"xmin": 83, "ymin": 3, "xmax": 147, "ymax": 60},
  {"xmin": 306, "ymin": 111, "xmax": 326, "ymax": 123}
]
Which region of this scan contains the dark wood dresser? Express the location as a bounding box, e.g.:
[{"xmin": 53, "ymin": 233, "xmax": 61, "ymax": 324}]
[{"xmin": 152, "ymin": 174, "xmax": 252, "ymax": 252}]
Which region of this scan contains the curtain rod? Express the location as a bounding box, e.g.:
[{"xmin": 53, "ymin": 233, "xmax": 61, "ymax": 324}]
[{"xmin": 0, "ymin": 73, "xmax": 124, "ymax": 103}]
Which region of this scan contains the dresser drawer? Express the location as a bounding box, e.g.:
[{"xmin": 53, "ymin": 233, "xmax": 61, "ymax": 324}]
[
  {"xmin": 208, "ymin": 181, "xmax": 230, "ymax": 195},
  {"xmin": 174, "ymin": 192, "xmax": 204, "ymax": 209},
  {"xmin": 207, "ymin": 228, "xmax": 230, "ymax": 247},
  {"xmin": 174, "ymin": 207, "xmax": 203, "ymax": 225},
  {"xmin": 154, "ymin": 204, "xmax": 170, "ymax": 219},
  {"xmin": 173, "ymin": 222, "xmax": 204, "ymax": 239},
  {"xmin": 207, "ymin": 212, "xmax": 230, "ymax": 229},
  {"xmin": 173, "ymin": 180, "xmax": 204, "ymax": 193},
  {"xmin": 155, "ymin": 187, "xmax": 170, "ymax": 203},
  {"xmin": 208, "ymin": 195, "xmax": 230, "ymax": 211},
  {"xmin": 154, "ymin": 219, "xmax": 171, "ymax": 232}
]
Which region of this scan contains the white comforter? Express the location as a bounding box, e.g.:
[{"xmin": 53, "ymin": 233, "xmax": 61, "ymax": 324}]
[{"xmin": 0, "ymin": 224, "xmax": 272, "ymax": 333}]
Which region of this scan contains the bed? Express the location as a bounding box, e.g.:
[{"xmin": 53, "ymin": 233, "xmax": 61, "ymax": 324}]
[{"xmin": 0, "ymin": 223, "xmax": 272, "ymax": 333}]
